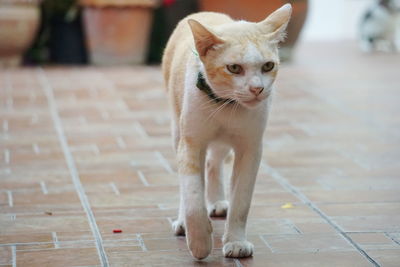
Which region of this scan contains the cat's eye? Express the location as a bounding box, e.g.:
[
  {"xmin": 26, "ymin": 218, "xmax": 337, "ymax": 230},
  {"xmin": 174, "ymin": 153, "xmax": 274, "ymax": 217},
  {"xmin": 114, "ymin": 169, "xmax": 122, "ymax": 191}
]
[
  {"xmin": 262, "ymin": 62, "xmax": 275, "ymax": 73},
  {"xmin": 226, "ymin": 64, "xmax": 243, "ymax": 74}
]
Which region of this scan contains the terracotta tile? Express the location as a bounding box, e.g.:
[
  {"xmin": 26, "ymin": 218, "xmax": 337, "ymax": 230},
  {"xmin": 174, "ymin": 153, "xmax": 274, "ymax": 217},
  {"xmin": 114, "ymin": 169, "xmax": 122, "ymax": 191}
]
[
  {"xmin": 143, "ymin": 236, "xmax": 188, "ymax": 251},
  {"xmin": 96, "ymin": 217, "xmax": 171, "ymax": 234},
  {"xmin": 366, "ymin": 249, "xmax": 400, "ymax": 267},
  {"xmin": 2, "ymin": 215, "xmax": 91, "ymax": 234},
  {"xmin": 0, "ymin": 191, "xmax": 9, "ymax": 206},
  {"xmin": 332, "ymin": 216, "xmax": 400, "ymax": 232},
  {"xmin": 87, "ymin": 186, "xmax": 179, "ymax": 207},
  {"xmin": 261, "ymin": 234, "xmax": 354, "ymax": 253},
  {"xmin": 347, "ymin": 233, "xmax": 398, "ymax": 249},
  {"xmin": 107, "ymin": 249, "xmax": 236, "ymax": 267},
  {"xmin": 387, "ymin": 232, "xmax": 400, "ymax": 245},
  {"xmin": 57, "ymin": 240, "xmax": 96, "ymax": 249},
  {"xmin": 319, "ymin": 203, "xmax": 400, "ymax": 217},
  {"xmin": 0, "ymin": 246, "xmax": 12, "ymax": 265},
  {"xmin": 93, "ymin": 206, "xmax": 176, "ymax": 218},
  {"xmin": 17, "ymin": 248, "xmax": 100, "ymax": 266},
  {"xmin": 249, "ymin": 204, "xmax": 320, "ymax": 220},
  {"xmin": 0, "ymin": 233, "xmax": 52, "ymax": 244},
  {"xmin": 252, "ymin": 191, "xmax": 300, "ymax": 205},
  {"xmin": 105, "ymin": 245, "xmax": 143, "ymax": 256},
  {"xmin": 16, "ymin": 243, "xmax": 54, "ymax": 251},
  {"xmin": 291, "ymin": 219, "xmax": 336, "ymax": 234},
  {"xmin": 54, "ymin": 231, "xmax": 94, "ymax": 242},
  {"xmin": 79, "ymin": 171, "xmax": 143, "ymax": 186},
  {"xmin": 304, "ymin": 189, "xmax": 400, "ymax": 203},
  {"xmin": 210, "ymin": 218, "xmax": 299, "ymax": 236},
  {"xmin": 12, "ymin": 191, "xmax": 81, "ymax": 208},
  {"xmin": 142, "ymin": 171, "xmax": 178, "ymax": 186},
  {"xmin": 240, "ymin": 251, "xmax": 372, "ymax": 267}
]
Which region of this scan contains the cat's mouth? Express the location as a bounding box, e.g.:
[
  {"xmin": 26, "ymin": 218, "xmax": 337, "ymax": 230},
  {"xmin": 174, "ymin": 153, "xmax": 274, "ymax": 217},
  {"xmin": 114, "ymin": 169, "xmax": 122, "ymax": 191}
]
[
  {"xmin": 240, "ymin": 98, "xmax": 262, "ymax": 107},
  {"xmin": 243, "ymin": 98, "xmax": 260, "ymax": 105}
]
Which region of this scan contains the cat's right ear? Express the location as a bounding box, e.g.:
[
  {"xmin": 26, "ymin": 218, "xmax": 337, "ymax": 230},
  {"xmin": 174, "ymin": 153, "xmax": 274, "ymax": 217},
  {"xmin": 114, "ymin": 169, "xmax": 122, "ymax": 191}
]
[
  {"xmin": 188, "ymin": 19, "xmax": 225, "ymax": 57},
  {"xmin": 258, "ymin": 3, "xmax": 292, "ymax": 43}
]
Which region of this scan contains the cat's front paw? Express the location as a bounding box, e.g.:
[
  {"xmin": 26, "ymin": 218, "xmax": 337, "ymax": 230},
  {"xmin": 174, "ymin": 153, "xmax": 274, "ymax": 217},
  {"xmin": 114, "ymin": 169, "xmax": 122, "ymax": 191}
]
[
  {"xmin": 208, "ymin": 200, "xmax": 229, "ymax": 217},
  {"xmin": 172, "ymin": 219, "xmax": 185, "ymax": 236},
  {"xmin": 223, "ymin": 240, "xmax": 254, "ymax": 258}
]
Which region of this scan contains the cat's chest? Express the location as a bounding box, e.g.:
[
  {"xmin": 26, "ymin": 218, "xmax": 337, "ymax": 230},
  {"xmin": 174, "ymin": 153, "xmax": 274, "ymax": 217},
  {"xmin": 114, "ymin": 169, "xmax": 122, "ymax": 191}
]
[{"xmin": 209, "ymin": 106, "xmax": 267, "ymax": 143}]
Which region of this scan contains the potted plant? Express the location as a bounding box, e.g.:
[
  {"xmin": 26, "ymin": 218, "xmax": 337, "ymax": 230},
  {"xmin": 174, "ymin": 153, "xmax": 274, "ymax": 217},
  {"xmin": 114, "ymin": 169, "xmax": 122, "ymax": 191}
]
[
  {"xmin": 0, "ymin": 0, "xmax": 41, "ymax": 66},
  {"xmin": 147, "ymin": 0, "xmax": 198, "ymax": 63},
  {"xmin": 25, "ymin": 0, "xmax": 88, "ymax": 65},
  {"xmin": 43, "ymin": 0, "xmax": 88, "ymax": 64},
  {"xmin": 198, "ymin": 0, "xmax": 308, "ymax": 61},
  {"xmin": 80, "ymin": 0, "xmax": 160, "ymax": 65}
]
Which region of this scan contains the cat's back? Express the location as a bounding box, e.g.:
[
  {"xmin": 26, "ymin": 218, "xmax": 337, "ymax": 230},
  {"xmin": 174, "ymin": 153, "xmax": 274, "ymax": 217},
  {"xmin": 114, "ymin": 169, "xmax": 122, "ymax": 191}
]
[{"xmin": 162, "ymin": 12, "xmax": 233, "ymax": 88}]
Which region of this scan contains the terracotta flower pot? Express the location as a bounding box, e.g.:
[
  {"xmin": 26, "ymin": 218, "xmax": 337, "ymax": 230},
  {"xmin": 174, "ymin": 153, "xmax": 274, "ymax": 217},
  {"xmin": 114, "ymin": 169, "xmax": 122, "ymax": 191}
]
[
  {"xmin": 80, "ymin": 0, "xmax": 159, "ymax": 65},
  {"xmin": 199, "ymin": 0, "xmax": 308, "ymax": 61},
  {"xmin": 0, "ymin": 0, "xmax": 41, "ymax": 66}
]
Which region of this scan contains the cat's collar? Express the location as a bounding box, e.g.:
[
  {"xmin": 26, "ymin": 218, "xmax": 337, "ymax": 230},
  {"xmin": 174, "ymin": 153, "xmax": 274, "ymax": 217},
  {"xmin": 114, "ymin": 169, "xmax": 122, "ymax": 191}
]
[{"xmin": 196, "ymin": 72, "xmax": 236, "ymax": 104}]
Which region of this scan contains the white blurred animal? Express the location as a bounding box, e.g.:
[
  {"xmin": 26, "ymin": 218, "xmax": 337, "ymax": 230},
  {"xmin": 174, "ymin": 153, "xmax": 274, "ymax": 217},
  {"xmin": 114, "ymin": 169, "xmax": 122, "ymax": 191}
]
[{"xmin": 360, "ymin": 0, "xmax": 400, "ymax": 52}]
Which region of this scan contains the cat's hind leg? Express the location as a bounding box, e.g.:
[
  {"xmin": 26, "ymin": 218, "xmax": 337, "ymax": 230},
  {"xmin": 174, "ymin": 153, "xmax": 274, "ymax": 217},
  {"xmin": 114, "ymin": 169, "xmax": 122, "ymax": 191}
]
[
  {"xmin": 206, "ymin": 143, "xmax": 231, "ymax": 217},
  {"xmin": 172, "ymin": 194, "xmax": 186, "ymax": 235},
  {"xmin": 170, "ymin": 117, "xmax": 186, "ymax": 235}
]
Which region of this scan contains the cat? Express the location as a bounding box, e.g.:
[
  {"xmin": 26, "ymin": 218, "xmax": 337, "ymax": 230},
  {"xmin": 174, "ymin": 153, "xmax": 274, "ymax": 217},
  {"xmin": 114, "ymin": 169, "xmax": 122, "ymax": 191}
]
[
  {"xmin": 161, "ymin": 4, "xmax": 291, "ymax": 259},
  {"xmin": 360, "ymin": 0, "xmax": 400, "ymax": 52}
]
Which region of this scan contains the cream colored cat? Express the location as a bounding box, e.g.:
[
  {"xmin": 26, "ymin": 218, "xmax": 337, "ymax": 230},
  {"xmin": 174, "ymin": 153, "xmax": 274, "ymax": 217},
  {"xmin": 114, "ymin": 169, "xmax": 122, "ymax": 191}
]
[{"xmin": 162, "ymin": 4, "xmax": 292, "ymax": 260}]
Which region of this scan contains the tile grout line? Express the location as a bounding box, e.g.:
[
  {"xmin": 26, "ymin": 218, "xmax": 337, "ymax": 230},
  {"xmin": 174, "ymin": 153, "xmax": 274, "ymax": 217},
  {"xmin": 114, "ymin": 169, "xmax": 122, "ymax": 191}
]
[
  {"xmin": 30, "ymin": 114, "xmax": 38, "ymax": 125},
  {"xmin": 136, "ymin": 234, "xmax": 147, "ymax": 252},
  {"xmin": 32, "ymin": 143, "xmax": 41, "ymax": 154},
  {"xmin": 100, "ymin": 109, "xmax": 110, "ymax": 120},
  {"xmin": 4, "ymin": 149, "xmax": 10, "ymax": 164},
  {"xmin": 52, "ymin": 232, "xmax": 60, "ymax": 249},
  {"xmin": 264, "ymin": 164, "xmax": 380, "ymax": 267},
  {"xmin": 109, "ymin": 182, "xmax": 120, "ymax": 196},
  {"xmin": 137, "ymin": 170, "xmax": 150, "ymax": 186},
  {"xmin": 259, "ymin": 235, "xmax": 275, "ymax": 253},
  {"xmin": 7, "ymin": 190, "xmax": 13, "ymax": 207},
  {"xmin": 91, "ymin": 144, "xmax": 100, "ymax": 155},
  {"xmin": 132, "ymin": 122, "xmax": 149, "ymax": 138},
  {"xmin": 37, "ymin": 68, "xmax": 109, "ymax": 267},
  {"xmin": 40, "ymin": 181, "xmax": 49, "ymax": 195},
  {"xmin": 234, "ymin": 259, "xmax": 244, "ymax": 267},
  {"xmin": 154, "ymin": 151, "xmax": 174, "ymax": 174},
  {"xmin": 2, "ymin": 119, "xmax": 8, "ymax": 132},
  {"xmin": 12, "ymin": 245, "xmax": 16, "ymax": 267},
  {"xmin": 384, "ymin": 232, "xmax": 400, "ymax": 246},
  {"xmin": 115, "ymin": 136, "xmax": 126, "ymax": 149}
]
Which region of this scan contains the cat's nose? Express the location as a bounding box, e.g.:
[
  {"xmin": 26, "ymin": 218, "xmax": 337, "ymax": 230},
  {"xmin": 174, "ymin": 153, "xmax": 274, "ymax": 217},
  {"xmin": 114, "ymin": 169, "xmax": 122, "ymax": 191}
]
[{"xmin": 249, "ymin": 86, "xmax": 264, "ymax": 96}]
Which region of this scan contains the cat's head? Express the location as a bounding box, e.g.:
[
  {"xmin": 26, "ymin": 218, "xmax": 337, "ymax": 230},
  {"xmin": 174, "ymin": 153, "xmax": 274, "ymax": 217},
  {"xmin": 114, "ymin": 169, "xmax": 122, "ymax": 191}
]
[{"xmin": 189, "ymin": 4, "xmax": 292, "ymax": 108}]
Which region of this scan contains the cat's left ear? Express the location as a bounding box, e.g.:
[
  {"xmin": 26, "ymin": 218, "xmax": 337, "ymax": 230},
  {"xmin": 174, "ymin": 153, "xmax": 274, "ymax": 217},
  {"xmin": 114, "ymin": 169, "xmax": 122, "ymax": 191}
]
[
  {"xmin": 258, "ymin": 3, "xmax": 292, "ymax": 43},
  {"xmin": 188, "ymin": 19, "xmax": 225, "ymax": 57}
]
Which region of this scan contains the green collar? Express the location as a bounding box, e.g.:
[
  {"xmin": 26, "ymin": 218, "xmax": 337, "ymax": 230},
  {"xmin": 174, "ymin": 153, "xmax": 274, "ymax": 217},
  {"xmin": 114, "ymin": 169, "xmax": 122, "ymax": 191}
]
[{"xmin": 196, "ymin": 72, "xmax": 236, "ymax": 104}]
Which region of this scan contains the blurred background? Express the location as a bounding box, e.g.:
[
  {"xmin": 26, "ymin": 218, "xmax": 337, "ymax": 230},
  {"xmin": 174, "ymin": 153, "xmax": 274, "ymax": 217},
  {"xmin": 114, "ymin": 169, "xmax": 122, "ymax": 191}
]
[{"xmin": 0, "ymin": 0, "xmax": 399, "ymax": 67}]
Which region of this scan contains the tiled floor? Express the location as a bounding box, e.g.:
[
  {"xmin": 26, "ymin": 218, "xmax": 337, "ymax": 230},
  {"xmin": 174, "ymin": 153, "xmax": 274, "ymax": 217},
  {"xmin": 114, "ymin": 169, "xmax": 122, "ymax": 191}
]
[{"xmin": 1, "ymin": 42, "xmax": 399, "ymax": 266}]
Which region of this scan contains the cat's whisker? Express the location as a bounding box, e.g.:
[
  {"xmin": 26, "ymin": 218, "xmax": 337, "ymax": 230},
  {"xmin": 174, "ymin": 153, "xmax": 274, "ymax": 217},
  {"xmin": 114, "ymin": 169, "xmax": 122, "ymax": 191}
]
[
  {"xmin": 199, "ymin": 101, "xmax": 219, "ymax": 111},
  {"xmin": 204, "ymin": 100, "xmax": 232, "ymax": 123},
  {"xmin": 229, "ymin": 101, "xmax": 240, "ymax": 128},
  {"xmin": 198, "ymin": 94, "xmax": 228, "ymax": 110},
  {"xmin": 199, "ymin": 91, "xmax": 237, "ymax": 112},
  {"xmin": 204, "ymin": 103, "xmax": 228, "ymax": 123}
]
